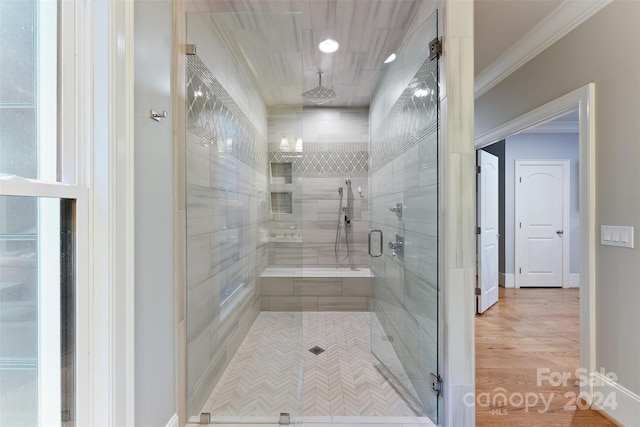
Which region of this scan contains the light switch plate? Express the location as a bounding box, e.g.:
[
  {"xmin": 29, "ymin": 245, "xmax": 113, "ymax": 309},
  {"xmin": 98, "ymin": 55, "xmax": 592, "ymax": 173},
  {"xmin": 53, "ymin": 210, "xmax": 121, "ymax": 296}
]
[{"xmin": 601, "ymin": 225, "xmax": 634, "ymax": 248}]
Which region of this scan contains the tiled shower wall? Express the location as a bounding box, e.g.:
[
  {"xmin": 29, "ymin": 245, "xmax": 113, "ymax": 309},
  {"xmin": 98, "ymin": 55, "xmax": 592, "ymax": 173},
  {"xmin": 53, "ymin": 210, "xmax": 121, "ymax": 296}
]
[
  {"xmin": 185, "ymin": 17, "xmax": 268, "ymax": 414},
  {"xmin": 369, "ymin": 14, "xmax": 439, "ymax": 420},
  {"xmin": 267, "ymin": 107, "xmax": 370, "ymax": 268}
]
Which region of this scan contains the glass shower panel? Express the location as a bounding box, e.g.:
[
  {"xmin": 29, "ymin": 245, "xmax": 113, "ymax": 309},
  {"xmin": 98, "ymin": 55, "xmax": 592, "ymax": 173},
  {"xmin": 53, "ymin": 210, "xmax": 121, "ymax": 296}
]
[
  {"xmin": 369, "ymin": 10, "xmax": 440, "ymax": 423},
  {"xmin": 185, "ymin": 12, "xmax": 304, "ymax": 424}
]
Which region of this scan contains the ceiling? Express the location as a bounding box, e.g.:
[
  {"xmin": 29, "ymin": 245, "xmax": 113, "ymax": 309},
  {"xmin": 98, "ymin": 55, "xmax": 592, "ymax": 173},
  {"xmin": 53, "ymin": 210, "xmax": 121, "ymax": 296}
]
[{"xmin": 188, "ymin": 0, "xmax": 565, "ymax": 107}]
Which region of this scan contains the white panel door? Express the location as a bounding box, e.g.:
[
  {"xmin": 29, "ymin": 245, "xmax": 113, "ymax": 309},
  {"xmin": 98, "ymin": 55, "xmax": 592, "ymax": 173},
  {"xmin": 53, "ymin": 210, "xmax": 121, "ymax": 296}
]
[
  {"xmin": 477, "ymin": 150, "xmax": 499, "ymax": 313},
  {"xmin": 515, "ymin": 160, "xmax": 569, "ymax": 287}
]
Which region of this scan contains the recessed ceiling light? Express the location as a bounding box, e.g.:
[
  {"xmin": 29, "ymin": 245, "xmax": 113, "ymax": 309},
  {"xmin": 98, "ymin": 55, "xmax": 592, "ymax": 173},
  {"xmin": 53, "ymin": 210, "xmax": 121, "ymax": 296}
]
[
  {"xmin": 384, "ymin": 53, "xmax": 396, "ymax": 64},
  {"xmin": 318, "ymin": 38, "xmax": 339, "ymax": 53}
]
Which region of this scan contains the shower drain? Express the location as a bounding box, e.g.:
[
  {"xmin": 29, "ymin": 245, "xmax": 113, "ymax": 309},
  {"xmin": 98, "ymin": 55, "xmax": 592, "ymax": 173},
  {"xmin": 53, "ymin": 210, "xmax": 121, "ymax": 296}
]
[{"xmin": 308, "ymin": 346, "xmax": 325, "ymax": 355}]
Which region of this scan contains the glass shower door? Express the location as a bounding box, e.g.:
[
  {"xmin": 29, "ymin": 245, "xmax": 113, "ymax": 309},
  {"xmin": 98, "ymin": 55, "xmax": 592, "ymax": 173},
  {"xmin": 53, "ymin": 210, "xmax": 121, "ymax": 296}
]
[
  {"xmin": 368, "ymin": 10, "xmax": 440, "ymax": 423},
  {"xmin": 185, "ymin": 11, "xmax": 305, "ymax": 424}
]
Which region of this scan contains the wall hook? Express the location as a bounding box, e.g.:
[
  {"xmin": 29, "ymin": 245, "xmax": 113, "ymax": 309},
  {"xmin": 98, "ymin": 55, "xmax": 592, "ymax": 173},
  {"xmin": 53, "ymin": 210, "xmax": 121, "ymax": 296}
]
[{"xmin": 150, "ymin": 110, "xmax": 168, "ymax": 122}]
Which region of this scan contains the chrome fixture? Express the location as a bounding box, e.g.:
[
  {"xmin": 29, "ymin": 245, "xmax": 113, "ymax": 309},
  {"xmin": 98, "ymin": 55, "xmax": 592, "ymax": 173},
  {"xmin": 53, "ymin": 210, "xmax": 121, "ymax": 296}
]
[
  {"xmin": 150, "ymin": 110, "xmax": 168, "ymax": 122},
  {"xmin": 388, "ymin": 235, "xmax": 404, "ymax": 257},
  {"xmin": 199, "ymin": 413, "xmax": 211, "ymax": 424},
  {"xmin": 389, "ymin": 203, "xmax": 403, "ymax": 218},
  {"xmin": 279, "ymin": 413, "xmax": 291, "ymax": 425},
  {"xmin": 335, "ymin": 181, "xmax": 351, "ymax": 262},
  {"xmin": 368, "ymin": 229, "xmax": 383, "ymax": 257},
  {"xmin": 302, "ymin": 71, "xmax": 338, "ymax": 105}
]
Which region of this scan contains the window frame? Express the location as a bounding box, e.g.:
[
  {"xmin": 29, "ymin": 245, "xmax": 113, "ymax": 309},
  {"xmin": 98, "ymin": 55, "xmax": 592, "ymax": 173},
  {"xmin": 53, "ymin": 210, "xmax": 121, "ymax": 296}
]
[{"xmin": 0, "ymin": 0, "xmax": 136, "ymax": 424}]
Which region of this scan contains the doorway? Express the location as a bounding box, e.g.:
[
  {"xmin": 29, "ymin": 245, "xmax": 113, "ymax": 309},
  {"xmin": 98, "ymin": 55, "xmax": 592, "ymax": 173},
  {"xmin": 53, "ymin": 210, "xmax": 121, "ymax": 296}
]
[{"xmin": 474, "ymin": 84, "xmax": 597, "ymax": 419}]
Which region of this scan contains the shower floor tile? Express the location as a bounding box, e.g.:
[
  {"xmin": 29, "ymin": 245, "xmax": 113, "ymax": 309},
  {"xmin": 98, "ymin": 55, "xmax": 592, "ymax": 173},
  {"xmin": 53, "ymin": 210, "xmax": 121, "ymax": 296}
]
[{"xmin": 202, "ymin": 312, "xmax": 424, "ymax": 419}]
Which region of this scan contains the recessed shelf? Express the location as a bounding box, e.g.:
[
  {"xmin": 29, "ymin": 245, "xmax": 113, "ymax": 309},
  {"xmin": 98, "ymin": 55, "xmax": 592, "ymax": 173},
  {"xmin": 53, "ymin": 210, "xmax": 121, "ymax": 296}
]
[
  {"xmin": 270, "ymin": 192, "xmax": 293, "ymax": 214},
  {"xmin": 270, "ymin": 162, "xmax": 292, "ymax": 184}
]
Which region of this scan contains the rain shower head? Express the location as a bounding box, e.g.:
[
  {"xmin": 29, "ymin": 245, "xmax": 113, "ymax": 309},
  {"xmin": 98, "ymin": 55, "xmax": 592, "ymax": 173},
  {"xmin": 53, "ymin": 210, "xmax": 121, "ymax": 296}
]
[{"xmin": 302, "ymin": 71, "xmax": 338, "ymax": 105}]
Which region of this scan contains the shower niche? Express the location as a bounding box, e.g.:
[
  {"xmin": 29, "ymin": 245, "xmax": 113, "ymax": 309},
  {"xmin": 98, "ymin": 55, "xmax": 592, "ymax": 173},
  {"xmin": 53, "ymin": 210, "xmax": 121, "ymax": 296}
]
[
  {"xmin": 269, "ymin": 192, "xmax": 292, "ymax": 214},
  {"xmin": 269, "ymin": 162, "xmax": 294, "ymax": 214},
  {"xmin": 269, "ymin": 162, "xmax": 292, "ymax": 184},
  {"xmin": 268, "ymin": 160, "xmax": 300, "ymax": 241}
]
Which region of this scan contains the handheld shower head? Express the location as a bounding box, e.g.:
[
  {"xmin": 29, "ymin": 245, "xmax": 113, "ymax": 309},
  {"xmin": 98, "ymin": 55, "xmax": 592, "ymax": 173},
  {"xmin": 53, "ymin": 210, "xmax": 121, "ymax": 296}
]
[{"xmin": 345, "ymin": 178, "xmax": 351, "ymax": 186}]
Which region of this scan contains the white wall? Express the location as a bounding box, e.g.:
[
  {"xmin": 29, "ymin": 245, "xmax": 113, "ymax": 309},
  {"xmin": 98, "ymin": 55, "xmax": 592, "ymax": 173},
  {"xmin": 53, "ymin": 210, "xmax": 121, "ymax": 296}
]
[
  {"xmin": 134, "ymin": 0, "xmax": 176, "ymax": 425},
  {"xmin": 504, "ymin": 133, "xmax": 579, "ymax": 276},
  {"xmin": 475, "ymin": 1, "xmax": 640, "ymax": 422}
]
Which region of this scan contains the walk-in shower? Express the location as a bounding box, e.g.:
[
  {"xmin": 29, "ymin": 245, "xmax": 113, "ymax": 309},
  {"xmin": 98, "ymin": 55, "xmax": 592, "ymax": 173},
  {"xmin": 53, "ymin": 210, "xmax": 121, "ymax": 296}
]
[
  {"xmin": 184, "ymin": 4, "xmax": 441, "ymax": 425},
  {"xmin": 334, "ymin": 178, "xmax": 352, "ymax": 262}
]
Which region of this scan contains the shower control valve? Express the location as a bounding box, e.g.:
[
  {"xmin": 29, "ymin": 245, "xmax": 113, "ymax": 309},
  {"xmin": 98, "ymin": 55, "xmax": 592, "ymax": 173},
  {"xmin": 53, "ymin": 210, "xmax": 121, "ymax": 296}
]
[
  {"xmin": 389, "ymin": 203, "xmax": 403, "ymax": 218},
  {"xmin": 388, "ymin": 235, "xmax": 404, "ymax": 257}
]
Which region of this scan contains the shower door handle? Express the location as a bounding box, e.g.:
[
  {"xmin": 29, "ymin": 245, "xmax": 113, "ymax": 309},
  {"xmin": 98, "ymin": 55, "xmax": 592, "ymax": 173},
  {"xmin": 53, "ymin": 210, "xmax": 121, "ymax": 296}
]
[{"xmin": 368, "ymin": 229, "xmax": 383, "ymax": 257}]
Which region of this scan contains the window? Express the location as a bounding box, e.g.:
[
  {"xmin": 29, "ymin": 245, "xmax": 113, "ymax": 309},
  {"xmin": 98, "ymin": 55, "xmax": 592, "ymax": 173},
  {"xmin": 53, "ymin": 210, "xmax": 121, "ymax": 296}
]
[{"xmin": 0, "ymin": 1, "xmax": 79, "ymax": 425}]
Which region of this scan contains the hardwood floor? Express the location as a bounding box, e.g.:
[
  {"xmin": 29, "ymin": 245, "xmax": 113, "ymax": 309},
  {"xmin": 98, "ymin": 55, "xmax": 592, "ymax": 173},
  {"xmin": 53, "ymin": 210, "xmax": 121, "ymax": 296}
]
[{"xmin": 476, "ymin": 287, "xmax": 616, "ymax": 426}]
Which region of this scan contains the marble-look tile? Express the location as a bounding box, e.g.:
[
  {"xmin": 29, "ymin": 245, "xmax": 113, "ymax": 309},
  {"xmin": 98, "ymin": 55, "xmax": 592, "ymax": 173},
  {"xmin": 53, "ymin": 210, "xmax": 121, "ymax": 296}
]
[
  {"xmin": 370, "ymin": 163, "xmax": 393, "ymax": 198},
  {"xmin": 403, "ymin": 231, "xmax": 437, "ymax": 283},
  {"xmin": 317, "ymin": 296, "xmax": 367, "ymax": 311},
  {"xmin": 239, "ymin": 225, "xmax": 255, "ymax": 259},
  {"xmin": 342, "ymin": 277, "xmax": 372, "ymax": 296},
  {"xmin": 211, "ymin": 228, "xmax": 240, "ymax": 277},
  {"xmin": 187, "ymin": 274, "xmax": 223, "ymax": 343},
  {"xmin": 293, "ymin": 277, "xmax": 343, "ymax": 296},
  {"xmin": 209, "ymin": 312, "xmax": 239, "ymax": 362},
  {"xmin": 238, "ymin": 160, "xmax": 254, "ymax": 196},
  {"xmin": 227, "ymin": 193, "xmax": 250, "ymax": 229},
  {"xmin": 403, "ymin": 186, "xmax": 437, "ymax": 237},
  {"xmin": 187, "ymin": 324, "xmax": 214, "ymax": 393},
  {"xmin": 268, "ymin": 242, "xmax": 304, "ymax": 266},
  {"xmin": 392, "ymin": 145, "xmax": 420, "ymax": 194},
  {"xmin": 186, "ymin": 130, "xmax": 211, "ymax": 188},
  {"xmin": 418, "ymin": 131, "xmax": 438, "ymax": 187},
  {"xmin": 211, "ymin": 151, "xmax": 229, "ymax": 192},
  {"xmin": 224, "ymin": 155, "xmax": 240, "ymax": 194},
  {"xmin": 200, "ymin": 312, "xmax": 432, "ymax": 420},
  {"xmin": 260, "ymin": 277, "xmax": 294, "ymax": 296},
  {"xmin": 187, "ymin": 234, "xmax": 211, "ymax": 289},
  {"xmin": 187, "ymin": 184, "xmax": 226, "ymax": 236},
  {"xmin": 383, "ymin": 256, "xmax": 405, "ymax": 303},
  {"xmin": 267, "ymin": 296, "xmax": 318, "ymax": 311},
  {"xmin": 403, "ymin": 270, "xmax": 437, "ymax": 340}
]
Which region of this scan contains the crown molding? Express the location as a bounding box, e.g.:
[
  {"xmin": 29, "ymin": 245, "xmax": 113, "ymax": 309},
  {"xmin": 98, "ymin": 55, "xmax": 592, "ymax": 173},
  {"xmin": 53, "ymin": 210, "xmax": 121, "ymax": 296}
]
[
  {"xmin": 520, "ymin": 120, "xmax": 579, "ymax": 134},
  {"xmin": 475, "ymin": 0, "xmax": 611, "ymax": 98}
]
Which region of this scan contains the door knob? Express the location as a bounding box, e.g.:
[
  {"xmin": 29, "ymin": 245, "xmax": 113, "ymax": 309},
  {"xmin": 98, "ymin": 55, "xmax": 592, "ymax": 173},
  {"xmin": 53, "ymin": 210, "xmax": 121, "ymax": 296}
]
[{"xmin": 556, "ymin": 230, "xmax": 564, "ymax": 236}]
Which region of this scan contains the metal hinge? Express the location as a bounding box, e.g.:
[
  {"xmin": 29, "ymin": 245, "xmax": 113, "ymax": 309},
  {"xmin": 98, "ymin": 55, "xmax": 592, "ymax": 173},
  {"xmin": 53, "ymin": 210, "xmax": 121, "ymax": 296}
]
[
  {"xmin": 429, "ymin": 37, "xmax": 442, "ymax": 60},
  {"xmin": 476, "ymin": 227, "xmax": 481, "ymax": 235},
  {"xmin": 430, "ymin": 373, "xmax": 442, "ymax": 396},
  {"xmin": 519, "ymin": 268, "xmax": 522, "ymax": 274},
  {"xmin": 519, "ymin": 177, "xmax": 522, "ymax": 183},
  {"xmin": 475, "ymin": 288, "xmax": 481, "ymax": 296},
  {"xmin": 476, "ymin": 165, "xmax": 481, "ymax": 173},
  {"xmin": 279, "ymin": 413, "xmax": 291, "ymax": 425},
  {"xmin": 186, "ymin": 44, "xmax": 197, "ymax": 55}
]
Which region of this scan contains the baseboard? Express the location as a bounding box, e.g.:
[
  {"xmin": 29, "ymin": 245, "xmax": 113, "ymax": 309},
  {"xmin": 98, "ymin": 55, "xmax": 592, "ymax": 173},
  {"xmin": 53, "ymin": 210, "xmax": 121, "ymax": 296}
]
[
  {"xmin": 567, "ymin": 273, "xmax": 580, "ymax": 288},
  {"xmin": 165, "ymin": 413, "xmax": 179, "ymax": 427},
  {"xmin": 591, "ymin": 371, "xmax": 640, "ymax": 426},
  {"xmin": 499, "ymin": 273, "xmax": 515, "ymax": 288}
]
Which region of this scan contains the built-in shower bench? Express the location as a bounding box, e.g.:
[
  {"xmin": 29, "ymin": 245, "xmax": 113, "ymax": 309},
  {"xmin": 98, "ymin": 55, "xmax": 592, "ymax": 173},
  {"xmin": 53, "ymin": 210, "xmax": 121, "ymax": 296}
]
[{"xmin": 260, "ymin": 267, "xmax": 372, "ymax": 312}]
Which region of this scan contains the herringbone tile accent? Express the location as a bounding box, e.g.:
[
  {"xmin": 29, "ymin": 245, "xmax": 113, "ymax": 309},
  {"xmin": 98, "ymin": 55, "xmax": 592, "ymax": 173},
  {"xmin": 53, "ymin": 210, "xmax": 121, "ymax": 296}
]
[{"xmin": 202, "ymin": 312, "xmax": 423, "ymax": 419}]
